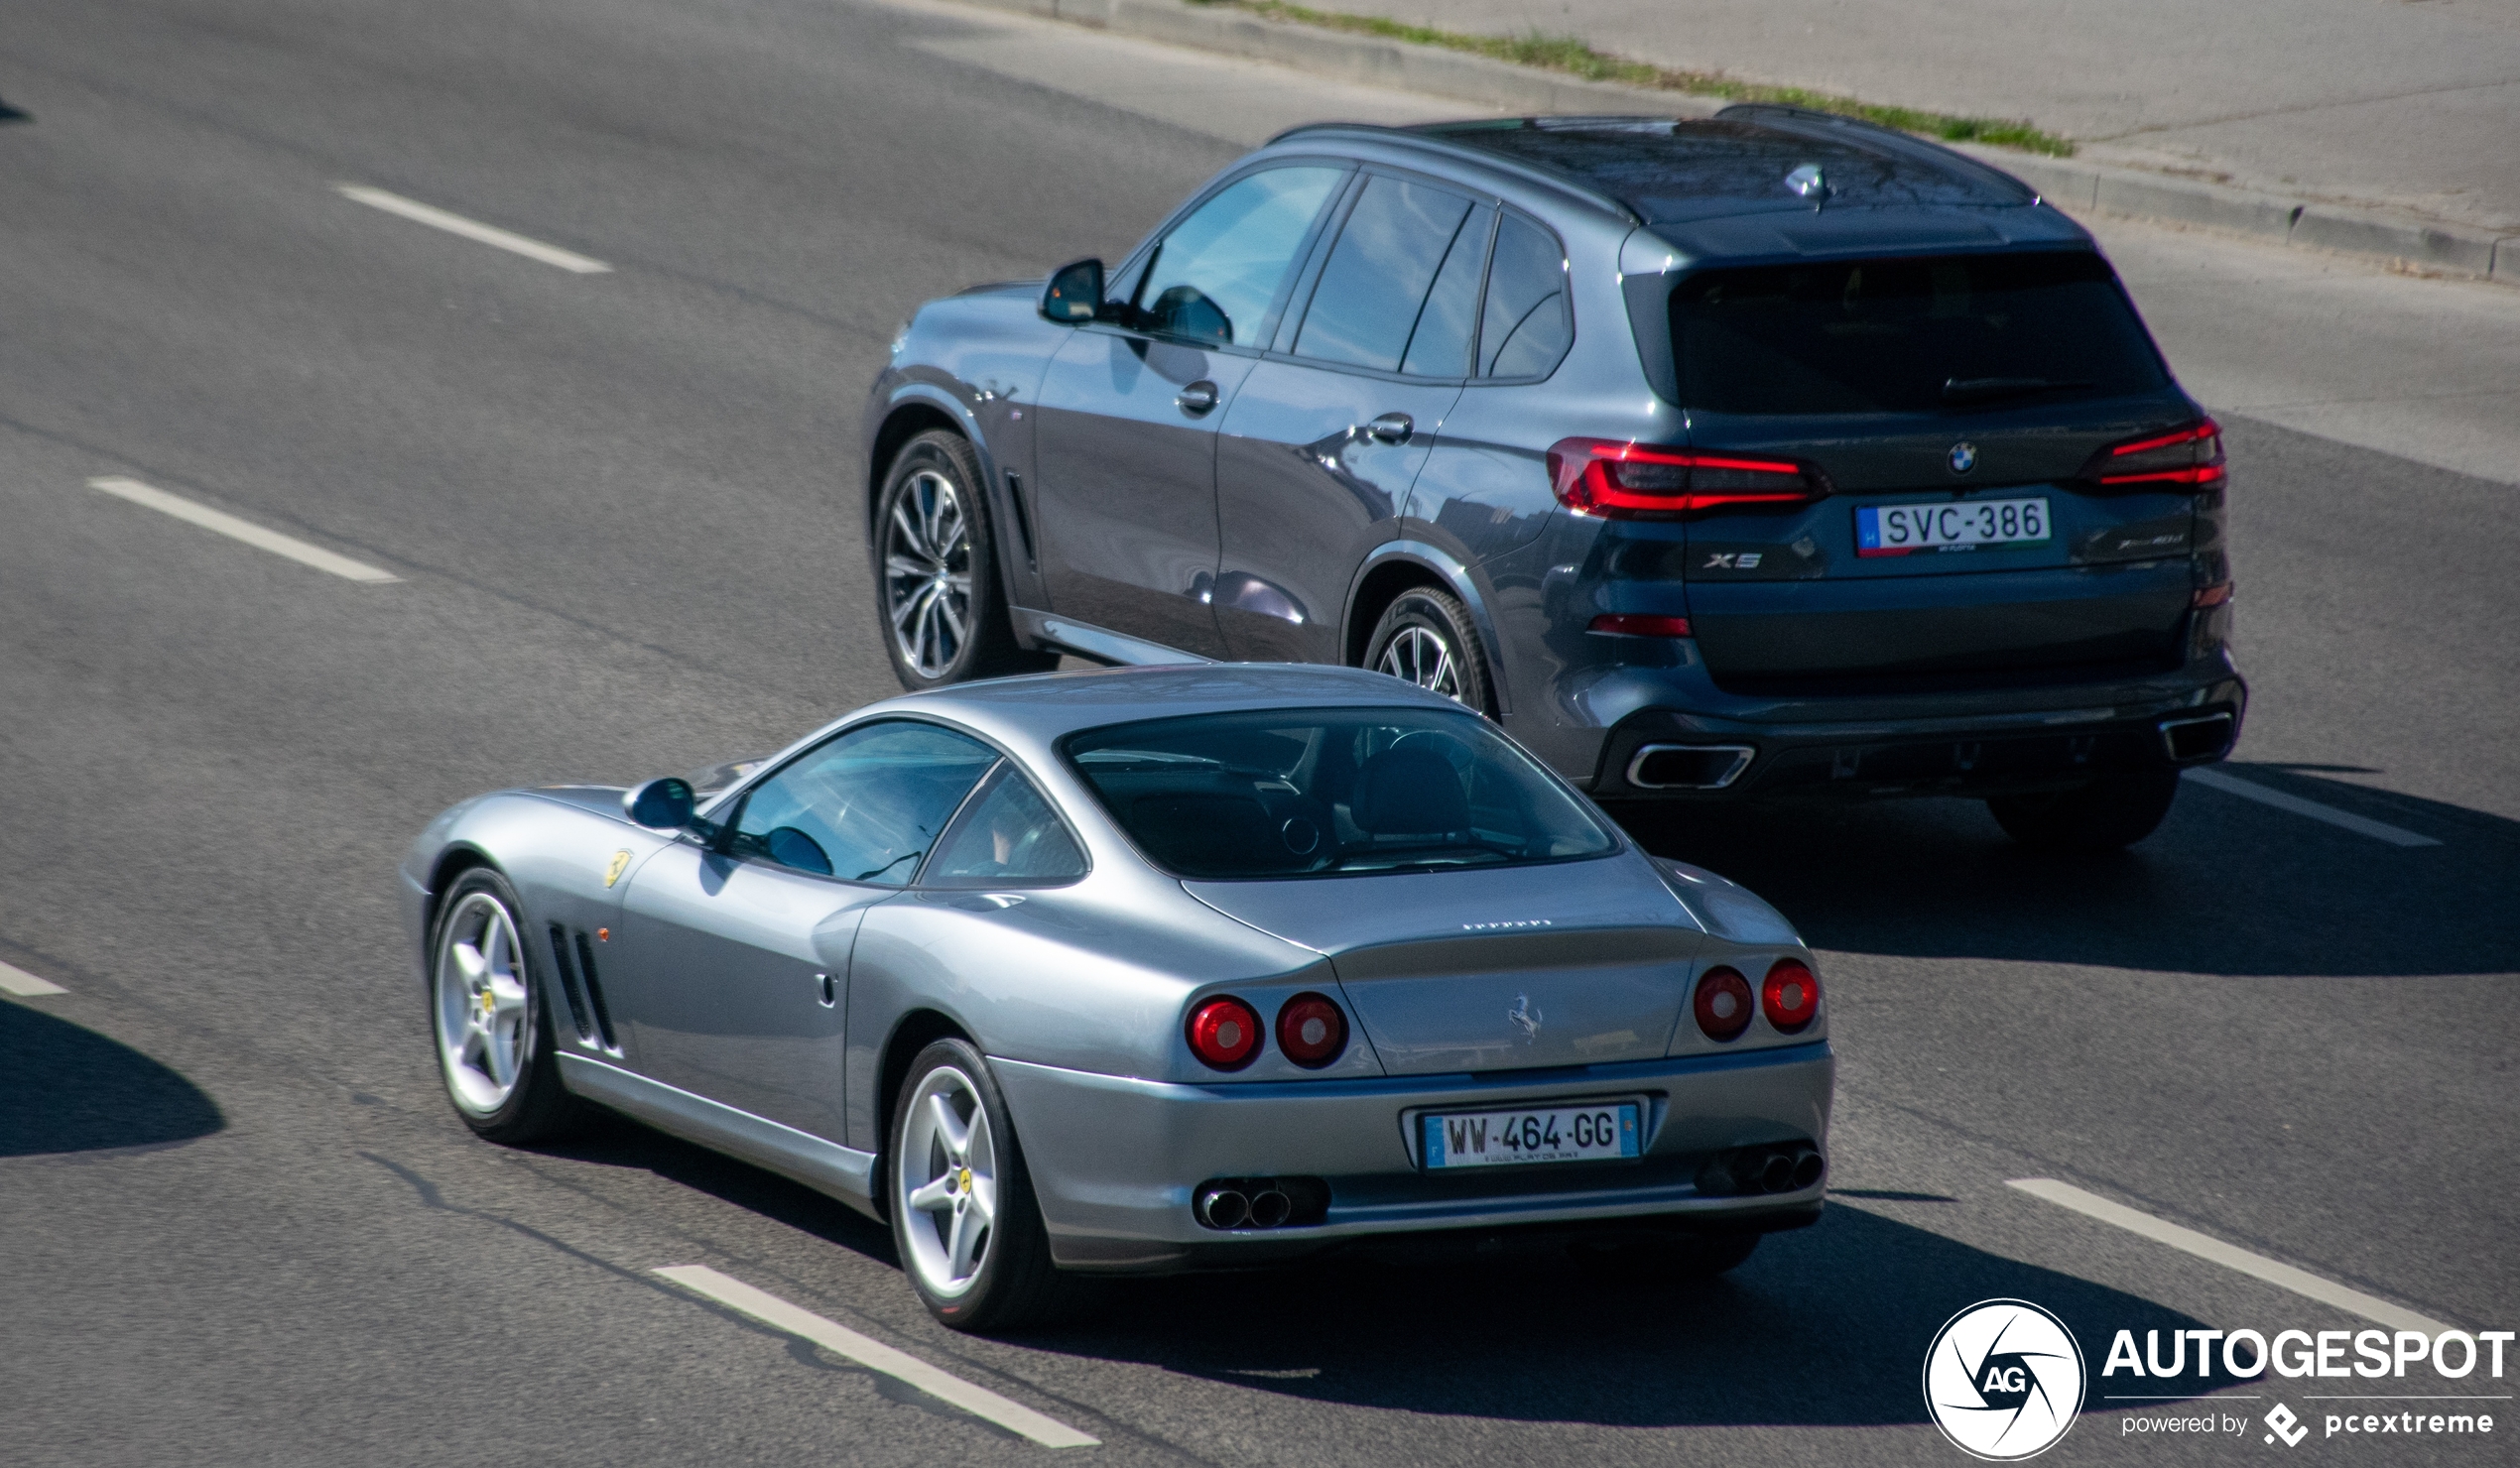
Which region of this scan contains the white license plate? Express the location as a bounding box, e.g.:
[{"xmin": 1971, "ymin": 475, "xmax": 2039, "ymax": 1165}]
[
  {"xmin": 1422, "ymin": 1102, "xmax": 1641, "ymax": 1169},
  {"xmin": 1857, "ymin": 497, "xmax": 2050, "ymax": 555}
]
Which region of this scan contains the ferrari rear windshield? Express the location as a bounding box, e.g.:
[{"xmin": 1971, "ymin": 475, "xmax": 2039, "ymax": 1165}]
[
  {"xmin": 1669, "ymin": 251, "xmax": 2169, "ymax": 415},
  {"xmin": 1065, "ymin": 708, "xmax": 1619, "ymax": 880}
]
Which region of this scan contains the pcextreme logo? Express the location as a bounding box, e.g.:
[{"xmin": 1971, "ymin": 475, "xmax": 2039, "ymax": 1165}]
[{"xmin": 1925, "ymin": 1299, "xmax": 2088, "ymax": 1460}]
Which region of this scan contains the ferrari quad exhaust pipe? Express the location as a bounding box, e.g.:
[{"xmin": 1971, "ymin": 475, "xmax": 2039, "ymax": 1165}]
[
  {"xmin": 1696, "ymin": 1143, "xmax": 1826, "ymax": 1197},
  {"xmin": 1197, "ymin": 1186, "xmax": 1250, "ymax": 1230},
  {"xmin": 1246, "ymin": 1188, "xmax": 1293, "ymax": 1228}
]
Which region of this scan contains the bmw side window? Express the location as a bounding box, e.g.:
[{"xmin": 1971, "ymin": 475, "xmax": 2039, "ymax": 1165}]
[
  {"xmin": 1131, "ymin": 166, "xmax": 1346, "ymax": 347},
  {"xmin": 921, "ymin": 764, "xmax": 1088, "ymax": 888},
  {"xmin": 1291, "ymin": 174, "xmax": 1488, "ymax": 376},
  {"xmin": 730, "ymin": 722, "xmax": 997, "ymax": 883},
  {"xmin": 1479, "ymin": 213, "xmax": 1573, "ymax": 378}
]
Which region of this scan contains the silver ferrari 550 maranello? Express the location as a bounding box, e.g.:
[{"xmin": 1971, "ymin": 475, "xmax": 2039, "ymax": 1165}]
[{"xmin": 399, "ymin": 664, "xmax": 1833, "ymax": 1331}]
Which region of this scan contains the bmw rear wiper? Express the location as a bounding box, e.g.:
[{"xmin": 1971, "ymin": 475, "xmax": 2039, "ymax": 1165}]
[{"xmin": 1943, "ymin": 376, "xmax": 2095, "ymax": 405}]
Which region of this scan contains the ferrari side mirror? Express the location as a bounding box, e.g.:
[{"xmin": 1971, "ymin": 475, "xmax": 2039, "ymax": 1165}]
[
  {"xmin": 624, "ymin": 777, "xmax": 696, "ymax": 831},
  {"xmin": 1041, "ymin": 257, "xmax": 1105, "ymax": 324}
]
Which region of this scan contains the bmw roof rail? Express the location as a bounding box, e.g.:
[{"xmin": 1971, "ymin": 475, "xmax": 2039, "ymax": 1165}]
[
  {"xmin": 1264, "ymin": 121, "xmax": 1646, "ymax": 225},
  {"xmin": 1711, "ymin": 103, "xmax": 2038, "ymax": 202}
]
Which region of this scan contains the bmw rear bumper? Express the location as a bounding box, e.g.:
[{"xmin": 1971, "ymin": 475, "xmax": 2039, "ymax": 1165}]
[{"xmin": 991, "ymin": 1041, "xmax": 1833, "ymax": 1273}]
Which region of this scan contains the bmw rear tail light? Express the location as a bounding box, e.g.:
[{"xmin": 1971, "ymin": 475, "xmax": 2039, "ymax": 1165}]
[
  {"xmin": 1762, "ymin": 958, "xmax": 1820, "ymax": 1034},
  {"xmin": 1548, "ymin": 437, "xmax": 1820, "ymax": 520},
  {"xmin": 1694, "ymin": 966, "xmax": 1754, "ymax": 1041},
  {"xmin": 1274, "ymin": 992, "xmax": 1348, "ymax": 1068},
  {"xmin": 2085, "ymin": 419, "xmax": 2226, "ymax": 491},
  {"xmin": 1187, "ymin": 996, "xmax": 1262, "ymax": 1070},
  {"xmin": 1588, "ymin": 613, "xmax": 1693, "ymax": 637}
]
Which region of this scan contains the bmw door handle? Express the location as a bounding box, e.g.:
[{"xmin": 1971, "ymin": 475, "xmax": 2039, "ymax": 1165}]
[
  {"xmin": 1366, "ymin": 412, "xmax": 1414, "ymax": 444},
  {"xmin": 1176, "ymin": 381, "xmax": 1219, "ymax": 417}
]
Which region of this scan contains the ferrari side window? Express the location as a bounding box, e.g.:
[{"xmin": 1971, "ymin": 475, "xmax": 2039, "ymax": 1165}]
[
  {"xmin": 921, "ymin": 764, "xmax": 1088, "ymax": 888},
  {"xmin": 732, "ymin": 721, "xmax": 997, "ymax": 884}
]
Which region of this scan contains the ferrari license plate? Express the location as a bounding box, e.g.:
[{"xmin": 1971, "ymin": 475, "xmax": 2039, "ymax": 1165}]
[
  {"xmin": 1422, "ymin": 1102, "xmax": 1641, "ymax": 1169},
  {"xmin": 1857, "ymin": 497, "xmax": 2050, "ymax": 554}
]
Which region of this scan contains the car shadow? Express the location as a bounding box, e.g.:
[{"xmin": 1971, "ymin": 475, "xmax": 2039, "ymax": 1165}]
[
  {"xmin": 1612, "ymin": 762, "xmax": 2516, "ymax": 977},
  {"xmin": 536, "ymin": 1110, "xmax": 903, "ymax": 1267},
  {"xmin": 1020, "ymin": 1204, "xmax": 2243, "ymax": 1427},
  {"xmin": 0, "ymin": 999, "xmax": 223, "ymax": 1157}
]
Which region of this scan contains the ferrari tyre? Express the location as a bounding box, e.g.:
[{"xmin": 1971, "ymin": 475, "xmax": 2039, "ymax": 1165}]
[
  {"xmin": 1363, "ymin": 585, "xmax": 1492, "ymax": 715},
  {"xmin": 428, "ymin": 867, "xmax": 585, "ymax": 1145},
  {"xmin": 889, "ymin": 1039, "xmax": 1076, "ymax": 1332},
  {"xmin": 874, "ymin": 430, "xmax": 1055, "ymax": 691},
  {"xmin": 1986, "ymin": 767, "xmax": 2182, "ymax": 851}
]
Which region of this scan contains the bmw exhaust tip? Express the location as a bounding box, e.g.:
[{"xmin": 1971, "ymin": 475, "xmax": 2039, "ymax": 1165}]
[
  {"xmin": 2159, "ymin": 711, "xmax": 2235, "ymax": 763},
  {"xmin": 1197, "ymin": 1187, "xmax": 1249, "ymax": 1230}
]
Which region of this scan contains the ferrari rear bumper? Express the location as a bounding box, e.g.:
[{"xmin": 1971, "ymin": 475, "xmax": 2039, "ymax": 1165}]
[{"xmin": 991, "ymin": 1041, "xmax": 1833, "ymax": 1273}]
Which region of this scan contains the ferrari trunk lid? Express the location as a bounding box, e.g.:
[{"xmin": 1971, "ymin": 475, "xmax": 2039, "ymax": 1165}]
[{"xmin": 1182, "ymin": 857, "xmax": 1703, "ymax": 1074}]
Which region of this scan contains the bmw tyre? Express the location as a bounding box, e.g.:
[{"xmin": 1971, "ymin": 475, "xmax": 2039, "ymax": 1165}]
[
  {"xmin": 429, "ymin": 868, "xmax": 585, "ymax": 1145},
  {"xmin": 889, "ymin": 1039, "xmax": 1076, "ymax": 1332},
  {"xmin": 874, "ymin": 430, "xmax": 1056, "ymax": 691},
  {"xmin": 1986, "ymin": 767, "xmax": 2182, "ymax": 852},
  {"xmin": 1363, "ymin": 586, "xmax": 1492, "ymax": 715}
]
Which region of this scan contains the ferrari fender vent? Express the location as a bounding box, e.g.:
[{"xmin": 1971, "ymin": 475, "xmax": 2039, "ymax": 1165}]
[{"xmin": 547, "ymin": 925, "xmax": 620, "ymax": 1054}]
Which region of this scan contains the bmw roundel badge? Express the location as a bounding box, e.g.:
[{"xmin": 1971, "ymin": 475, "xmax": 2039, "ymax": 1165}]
[{"xmin": 1949, "ymin": 441, "xmax": 1978, "ymax": 475}]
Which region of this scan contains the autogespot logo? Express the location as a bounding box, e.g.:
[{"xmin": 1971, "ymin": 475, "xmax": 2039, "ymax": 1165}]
[{"xmin": 1925, "ymin": 1299, "xmax": 2088, "ymax": 1460}]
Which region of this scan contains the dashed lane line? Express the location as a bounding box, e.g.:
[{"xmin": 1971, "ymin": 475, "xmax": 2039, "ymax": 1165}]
[
  {"xmin": 2009, "ymin": 1179, "xmax": 2451, "ymax": 1334},
  {"xmin": 335, "ymin": 184, "xmax": 612, "ymax": 274},
  {"xmin": 2184, "ymin": 767, "xmax": 2441, "ymax": 847},
  {"xmin": 0, "ymin": 960, "xmax": 68, "ymax": 997},
  {"xmin": 652, "ymin": 1265, "xmax": 1100, "ymax": 1448},
  {"xmin": 87, "ymin": 477, "xmax": 400, "ymax": 583}
]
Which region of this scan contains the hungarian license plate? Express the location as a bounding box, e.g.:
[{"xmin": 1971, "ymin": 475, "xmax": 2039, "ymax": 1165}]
[
  {"xmin": 1857, "ymin": 497, "xmax": 2050, "ymax": 555},
  {"xmin": 1422, "ymin": 1102, "xmax": 1641, "ymax": 1169}
]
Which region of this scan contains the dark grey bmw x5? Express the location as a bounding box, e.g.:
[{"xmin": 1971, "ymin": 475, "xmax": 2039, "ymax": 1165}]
[{"xmin": 863, "ymin": 107, "xmax": 2246, "ymax": 850}]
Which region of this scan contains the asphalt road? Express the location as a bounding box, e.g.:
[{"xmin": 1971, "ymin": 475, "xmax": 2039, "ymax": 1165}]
[{"xmin": 2, "ymin": 1, "xmax": 2513, "ymax": 1464}]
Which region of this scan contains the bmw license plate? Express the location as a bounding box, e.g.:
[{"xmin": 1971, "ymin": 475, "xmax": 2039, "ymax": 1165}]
[
  {"xmin": 1422, "ymin": 1102, "xmax": 1641, "ymax": 1169},
  {"xmin": 1857, "ymin": 497, "xmax": 2050, "ymax": 555}
]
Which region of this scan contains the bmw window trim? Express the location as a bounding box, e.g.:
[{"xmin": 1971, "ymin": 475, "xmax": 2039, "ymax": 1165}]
[
  {"xmin": 1268, "ymin": 162, "xmax": 1497, "ymax": 385},
  {"xmin": 696, "ymin": 714, "xmax": 1091, "ymax": 890},
  {"xmin": 1466, "ymin": 203, "xmax": 1575, "ymax": 384},
  {"xmin": 1100, "ymin": 155, "xmax": 1359, "ymax": 354}
]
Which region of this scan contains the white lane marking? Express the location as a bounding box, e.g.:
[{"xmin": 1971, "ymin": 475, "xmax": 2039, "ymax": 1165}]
[
  {"xmin": 87, "ymin": 477, "xmax": 401, "ymax": 583},
  {"xmin": 2184, "ymin": 767, "xmax": 2441, "ymax": 847},
  {"xmin": 334, "ymin": 185, "xmax": 612, "ymax": 274},
  {"xmin": 0, "ymin": 960, "xmax": 69, "ymax": 997},
  {"xmin": 652, "ymin": 1266, "xmax": 1099, "ymax": 1448},
  {"xmin": 2009, "ymin": 1179, "xmax": 2450, "ymax": 1334}
]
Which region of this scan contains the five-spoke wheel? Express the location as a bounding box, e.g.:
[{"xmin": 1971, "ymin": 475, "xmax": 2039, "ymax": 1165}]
[
  {"xmin": 428, "ymin": 868, "xmax": 581, "ymax": 1144},
  {"xmin": 897, "ymin": 1062, "xmax": 1000, "ymax": 1298},
  {"xmin": 888, "ymin": 1038, "xmax": 1074, "ymax": 1330}
]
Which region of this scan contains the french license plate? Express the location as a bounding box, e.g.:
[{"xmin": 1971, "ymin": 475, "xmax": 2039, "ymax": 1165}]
[
  {"xmin": 1422, "ymin": 1102, "xmax": 1640, "ymax": 1169},
  {"xmin": 1857, "ymin": 497, "xmax": 2050, "ymax": 555}
]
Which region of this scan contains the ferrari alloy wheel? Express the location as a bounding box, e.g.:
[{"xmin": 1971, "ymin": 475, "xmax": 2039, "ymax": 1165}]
[
  {"xmin": 1364, "ymin": 586, "xmax": 1492, "ymax": 715},
  {"xmin": 889, "ymin": 1039, "xmax": 1074, "ymax": 1331},
  {"xmin": 428, "ymin": 868, "xmax": 582, "ymax": 1144},
  {"xmin": 872, "ymin": 430, "xmax": 1056, "ymax": 691}
]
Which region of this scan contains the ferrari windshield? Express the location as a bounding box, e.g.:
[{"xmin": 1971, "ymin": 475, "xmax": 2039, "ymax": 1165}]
[{"xmin": 1065, "ymin": 707, "xmax": 1618, "ymax": 879}]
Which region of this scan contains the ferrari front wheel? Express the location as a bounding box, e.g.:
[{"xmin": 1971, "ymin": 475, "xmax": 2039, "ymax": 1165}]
[
  {"xmin": 429, "ymin": 867, "xmax": 584, "ymax": 1145},
  {"xmin": 889, "ymin": 1039, "xmax": 1074, "ymax": 1332}
]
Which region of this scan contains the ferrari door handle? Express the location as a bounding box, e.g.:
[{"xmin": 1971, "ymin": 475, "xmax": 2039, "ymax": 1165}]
[
  {"xmin": 1366, "ymin": 412, "xmax": 1414, "ymax": 444},
  {"xmin": 1176, "ymin": 381, "xmax": 1219, "ymax": 416}
]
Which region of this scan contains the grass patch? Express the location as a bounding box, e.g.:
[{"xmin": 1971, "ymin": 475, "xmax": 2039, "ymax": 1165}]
[{"xmin": 1186, "ymin": 0, "xmax": 2075, "ymax": 156}]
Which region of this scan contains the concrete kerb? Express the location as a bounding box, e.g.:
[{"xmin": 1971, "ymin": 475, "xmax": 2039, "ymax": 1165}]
[{"xmin": 948, "ymin": 0, "xmax": 2520, "ymax": 287}]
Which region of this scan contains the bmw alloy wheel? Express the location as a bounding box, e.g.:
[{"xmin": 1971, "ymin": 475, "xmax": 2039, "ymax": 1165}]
[
  {"xmin": 434, "ymin": 892, "xmax": 533, "ymax": 1117},
  {"xmin": 896, "ymin": 1065, "xmax": 999, "ymax": 1299},
  {"xmin": 883, "ymin": 469, "xmax": 973, "ymax": 679},
  {"xmin": 1377, "ymin": 625, "xmax": 1463, "ymax": 702}
]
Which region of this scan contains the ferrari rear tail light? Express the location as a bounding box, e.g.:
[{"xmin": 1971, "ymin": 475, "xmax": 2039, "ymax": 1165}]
[
  {"xmin": 1548, "ymin": 437, "xmax": 1819, "ymax": 520},
  {"xmin": 1275, "ymin": 992, "xmax": 1348, "ymax": 1068},
  {"xmin": 2086, "ymin": 419, "xmax": 2226, "ymax": 491},
  {"xmin": 1694, "ymin": 966, "xmax": 1754, "ymax": 1041},
  {"xmin": 1187, "ymin": 996, "xmax": 1262, "ymax": 1070},
  {"xmin": 1762, "ymin": 958, "xmax": 1820, "ymax": 1034}
]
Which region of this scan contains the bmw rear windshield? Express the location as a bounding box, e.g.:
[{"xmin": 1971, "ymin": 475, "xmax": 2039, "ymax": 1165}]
[
  {"xmin": 1669, "ymin": 251, "xmax": 2170, "ymax": 415},
  {"xmin": 1064, "ymin": 708, "xmax": 1619, "ymax": 880}
]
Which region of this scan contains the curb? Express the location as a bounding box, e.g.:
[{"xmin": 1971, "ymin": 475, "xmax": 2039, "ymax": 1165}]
[{"xmin": 950, "ymin": 0, "xmax": 2520, "ymax": 288}]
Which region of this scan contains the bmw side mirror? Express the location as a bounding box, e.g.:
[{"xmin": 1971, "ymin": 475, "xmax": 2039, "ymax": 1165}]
[
  {"xmin": 1041, "ymin": 257, "xmax": 1105, "ymax": 324},
  {"xmin": 624, "ymin": 777, "xmax": 696, "ymax": 831}
]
